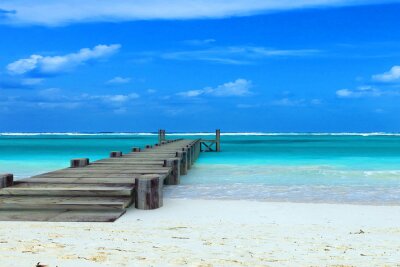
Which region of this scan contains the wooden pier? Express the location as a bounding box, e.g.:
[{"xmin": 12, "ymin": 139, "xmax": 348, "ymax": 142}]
[{"xmin": 0, "ymin": 134, "xmax": 207, "ymax": 222}]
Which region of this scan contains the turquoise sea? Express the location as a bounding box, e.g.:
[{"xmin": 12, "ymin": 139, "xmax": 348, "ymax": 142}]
[{"xmin": 1, "ymin": 133, "xmax": 400, "ymax": 205}]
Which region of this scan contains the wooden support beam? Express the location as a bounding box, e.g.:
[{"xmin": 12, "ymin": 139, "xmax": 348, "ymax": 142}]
[
  {"xmin": 163, "ymin": 159, "xmax": 180, "ymax": 185},
  {"xmin": 135, "ymin": 176, "xmax": 163, "ymax": 210},
  {"xmin": 110, "ymin": 151, "xmax": 123, "ymax": 158},
  {"xmin": 0, "ymin": 174, "xmax": 13, "ymax": 188},
  {"xmin": 70, "ymin": 158, "xmax": 89, "ymax": 168}
]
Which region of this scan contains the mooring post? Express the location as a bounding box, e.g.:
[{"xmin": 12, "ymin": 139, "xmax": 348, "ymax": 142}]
[
  {"xmin": 176, "ymin": 151, "xmax": 187, "ymax": 175},
  {"xmin": 110, "ymin": 151, "xmax": 123, "ymax": 158},
  {"xmin": 132, "ymin": 147, "xmax": 141, "ymax": 152},
  {"xmin": 0, "ymin": 173, "xmax": 13, "ymax": 188},
  {"xmin": 216, "ymin": 129, "xmax": 221, "ymax": 152},
  {"xmin": 70, "ymin": 158, "xmax": 89, "ymax": 168},
  {"xmin": 135, "ymin": 176, "xmax": 163, "ymax": 209},
  {"xmin": 163, "ymin": 159, "xmax": 180, "ymax": 185},
  {"xmin": 146, "ymin": 145, "xmax": 152, "ymax": 149}
]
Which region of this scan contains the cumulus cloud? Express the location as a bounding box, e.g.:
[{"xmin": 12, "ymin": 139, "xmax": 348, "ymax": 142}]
[
  {"xmin": 7, "ymin": 44, "xmax": 121, "ymax": 76},
  {"xmin": 372, "ymin": 66, "xmax": 400, "ymax": 82},
  {"xmin": 0, "ymin": 0, "xmax": 396, "ymax": 26},
  {"xmin": 178, "ymin": 79, "xmax": 252, "ymax": 97},
  {"xmin": 107, "ymin": 76, "xmax": 131, "ymax": 84}
]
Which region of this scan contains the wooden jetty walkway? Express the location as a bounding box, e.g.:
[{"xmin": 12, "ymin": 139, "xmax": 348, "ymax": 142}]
[{"xmin": 0, "ymin": 130, "xmax": 220, "ymax": 222}]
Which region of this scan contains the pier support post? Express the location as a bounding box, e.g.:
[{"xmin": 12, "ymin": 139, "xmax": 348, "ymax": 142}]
[
  {"xmin": 110, "ymin": 151, "xmax": 123, "ymax": 158},
  {"xmin": 135, "ymin": 176, "xmax": 163, "ymax": 209},
  {"xmin": 132, "ymin": 147, "xmax": 141, "ymax": 152},
  {"xmin": 70, "ymin": 158, "xmax": 89, "ymax": 168},
  {"xmin": 190, "ymin": 143, "xmax": 195, "ymax": 165},
  {"xmin": 216, "ymin": 129, "xmax": 221, "ymax": 152},
  {"xmin": 146, "ymin": 145, "xmax": 153, "ymax": 149},
  {"xmin": 0, "ymin": 173, "xmax": 13, "ymax": 188},
  {"xmin": 163, "ymin": 159, "xmax": 180, "ymax": 185},
  {"xmin": 176, "ymin": 151, "xmax": 187, "ymax": 175},
  {"xmin": 186, "ymin": 146, "xmax": 192, "ymax": 169}
]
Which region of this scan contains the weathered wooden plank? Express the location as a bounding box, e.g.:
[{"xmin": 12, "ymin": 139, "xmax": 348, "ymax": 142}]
[
  {"xmin": 0, "ymin": 196, "xmax": 132, "ymax": 210},
  {"xmin": 0, "ymin": 183, "xmax": 134, "ymax": 197},
  {"xmin": 16, "ymin": 177, "xmax": 137, "ymax": 184},
  {"xmin": 0, "ymin": 210, "xmax": 126, "ymax": 222},
  {"xmin": 33, "ymin": 172, "xmax": 167, "ymax": 178}
]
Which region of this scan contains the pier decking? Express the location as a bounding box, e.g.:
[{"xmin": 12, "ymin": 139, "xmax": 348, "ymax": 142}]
[{"xmin": 0, "ymin": 136, "xmax": 205, "ymax": 222}]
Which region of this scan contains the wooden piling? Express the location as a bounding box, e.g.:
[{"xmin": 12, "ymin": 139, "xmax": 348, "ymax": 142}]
[
  {"xmin": 163, "ymin": 159, "xmax": 180, "ymax": 185},
  {"xmin": 70, "ymin": 158, "xmax": 89, "ymax": 168},
  {"xmin": 0, "ymin": 174, "xmax": 13, "ymax": 188},
  {"xmin": 216, "ymin": 129, "xmax": 221, "ymax": 152},
  {"xmin": 132, "ymin": 147, "xmax": 141, "ymax": 152},
  {"xmin": 186, "ymin": 146, "xmax": 192, "ymax": 169},
  {"xmin": 110, "ymin": 151, "xmax": 123, "ymax": 158},
  {"xmin": 176, "ymin": 151, "xmax": 187, "ymax": 175},
  {"xmin": 135, "ymin": 176, "xmax": 163, "ymax": 209}
]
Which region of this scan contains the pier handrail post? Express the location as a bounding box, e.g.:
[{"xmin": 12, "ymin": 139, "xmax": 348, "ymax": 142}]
[
  {"xmin": 0, "ymin": 173, "xmax": 13, "ymax": 188},
  {"xmin": 216, "ymin": 129, "xmax": 221, "ymax": 152}
]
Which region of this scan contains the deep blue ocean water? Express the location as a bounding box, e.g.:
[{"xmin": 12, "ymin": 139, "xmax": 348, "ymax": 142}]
[{"xmin": 1, "ymin": 133, "xmax": 400, "ymax": 205}]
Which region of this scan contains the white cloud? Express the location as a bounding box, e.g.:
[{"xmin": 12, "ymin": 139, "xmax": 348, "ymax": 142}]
[
  {"xmin": 87, "ymin": 93, "xmax": 139, "ymax": 104},
  {"xmin": 272, "ymin": 97, "xmax": 322, "ymax": 107},
  {"xmin": 184, "ymin": 39, "xmax": 216, "ymax": 46},
  {"xmin": 107, "ymin": 76, "xmax": 131, "ymax": 84},
  {"xmin": 162, "ymin": 46, "xmax": 319, "ymax": 65},
  {"xmin": 7, "ymin": 44, "xmax": 121, "ymax": 76},
  {"xmin": 336, "ymin": 86, "xmax": 386, "ymax": 98},
  {"xmin": 147, "ymin": 89, "xmax": 157, "ymax": 94},
  {"xmin": 0, "ymin": 0, "xmax": 395, "ymax": 26},
  {"xmin": 272, "ymin": 98, "xmax": 306, "ymax": 106},
  {"xmin": 372, "ymin": 66, "xmax": 400, "ymax": 82},
  {"xmin": 178, "ymin": 79, "xmax": 252, "ymax": 97}
]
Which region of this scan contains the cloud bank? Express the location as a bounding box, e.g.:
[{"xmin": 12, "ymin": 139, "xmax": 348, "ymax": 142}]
[{"xmin": 0, "ymin": 0, "xmax": 397, "ymax": 26}]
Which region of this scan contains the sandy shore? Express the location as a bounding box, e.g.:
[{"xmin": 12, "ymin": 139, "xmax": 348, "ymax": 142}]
[{"xmin": 0, "ymin": 199, "xmax": 399, "ymax": 267}]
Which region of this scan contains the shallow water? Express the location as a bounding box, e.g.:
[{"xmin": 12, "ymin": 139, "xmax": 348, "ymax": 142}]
[{"xmin": 1, "ymin": 133, "xmax": 400, "ymax": 204}]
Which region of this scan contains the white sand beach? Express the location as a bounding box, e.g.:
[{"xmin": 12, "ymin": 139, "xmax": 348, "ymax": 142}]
[{"xmin": 0, "ymin": 199, "xmax": 399, "ymax": 267}]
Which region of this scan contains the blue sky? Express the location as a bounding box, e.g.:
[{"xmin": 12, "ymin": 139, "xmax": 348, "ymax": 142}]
[{"xmin": 1, "ymin": 0, "xmax": 400, "ymax": 132}]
